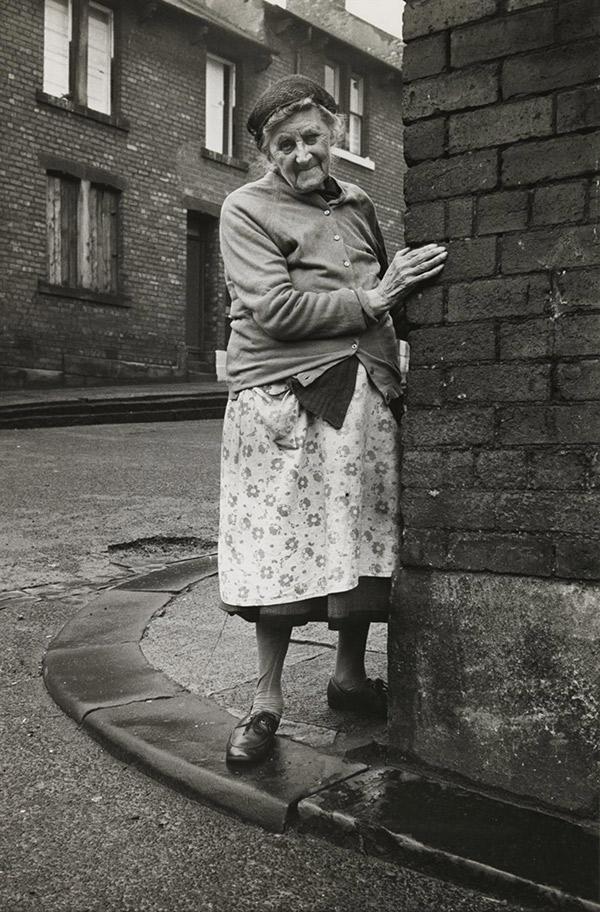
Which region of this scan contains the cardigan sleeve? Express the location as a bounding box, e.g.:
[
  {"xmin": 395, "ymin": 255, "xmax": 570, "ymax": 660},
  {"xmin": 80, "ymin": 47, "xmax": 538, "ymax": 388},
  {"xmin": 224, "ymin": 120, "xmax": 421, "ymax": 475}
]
[{"xmin": 219, "ymin": 194, "xmax": 376, "ymax": 342}]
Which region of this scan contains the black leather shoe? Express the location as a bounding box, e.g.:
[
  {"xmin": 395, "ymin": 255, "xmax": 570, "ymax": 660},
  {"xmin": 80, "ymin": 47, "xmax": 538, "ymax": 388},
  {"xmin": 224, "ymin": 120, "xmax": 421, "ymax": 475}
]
[
  {"xmin": 327, "ymin": 677, "xmax": 388, "ymax": 719},
  {"xmin": 225, "ymin": 711, "xmax": 280, "ymax": 764}
]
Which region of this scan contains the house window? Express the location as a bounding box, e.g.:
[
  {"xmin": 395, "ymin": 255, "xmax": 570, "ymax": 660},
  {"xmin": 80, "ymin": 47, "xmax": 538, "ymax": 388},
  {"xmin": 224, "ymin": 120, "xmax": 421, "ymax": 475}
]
[
  {"xmin": 205, "ymin": 54, "xmax": 236, "ymax": 156},
  {"xmin": 43, "ymin": 0, "xmax": 114, "ymax": 115},
  {"xmin": 46, "ymin": 173, "xmax": 119, "ymax": 293},
  {"xmin": 348, "ymin": 73, "xmax": 364, "ymax": 156},
  {"xmin": 324, "ymin": 62, "xmax": 366, "ymax": 157}
]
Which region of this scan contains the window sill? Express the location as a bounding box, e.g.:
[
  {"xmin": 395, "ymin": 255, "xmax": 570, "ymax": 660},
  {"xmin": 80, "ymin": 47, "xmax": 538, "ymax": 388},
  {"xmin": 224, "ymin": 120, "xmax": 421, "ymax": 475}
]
[
  {"xmin": 35, "ymin": 91, "xmax": 130, "ymax": 132},
  {"xmin": 201, "ymin": 147, "xmax": 249, "ymax": 172},
  {"xmin": 38, "ymin": 281, "xmax": 130, "ymax": 308},
  {"xmin": 332, "ymin": 147, "xmax": 375, "ymax": 171}
]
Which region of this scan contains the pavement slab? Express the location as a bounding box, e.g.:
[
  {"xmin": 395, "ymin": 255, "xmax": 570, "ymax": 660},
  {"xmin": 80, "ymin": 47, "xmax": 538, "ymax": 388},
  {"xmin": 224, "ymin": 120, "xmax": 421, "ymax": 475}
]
[{"xmin": 83, "ymin": 694, "xmax": 367, "ymax": 833}]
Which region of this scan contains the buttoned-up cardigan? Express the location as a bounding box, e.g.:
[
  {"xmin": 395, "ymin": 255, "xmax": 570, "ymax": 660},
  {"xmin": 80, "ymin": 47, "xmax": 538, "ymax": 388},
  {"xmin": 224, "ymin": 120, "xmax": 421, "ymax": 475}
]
[{"xmin": 219, "ymin": 169, "xmax": 403, "ymax": 403}]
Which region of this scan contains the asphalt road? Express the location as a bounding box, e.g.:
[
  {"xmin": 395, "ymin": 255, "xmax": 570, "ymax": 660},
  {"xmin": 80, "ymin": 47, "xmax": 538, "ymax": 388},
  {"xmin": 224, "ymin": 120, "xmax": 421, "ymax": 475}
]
[{"xmin": 0, "ymin": 420, "xmax": 522, "ymax": 912}]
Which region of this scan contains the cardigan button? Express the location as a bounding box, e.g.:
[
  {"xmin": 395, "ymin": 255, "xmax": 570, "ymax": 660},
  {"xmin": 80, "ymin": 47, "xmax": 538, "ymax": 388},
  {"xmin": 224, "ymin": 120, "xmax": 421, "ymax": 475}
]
[
  {"xmin": 323, "ymin": 209, "xmax": 331, "ymax": 216},
  {"xmin": 334, "ymin": 234, "xmax": 340, "ymax": 241},
  {"xmin": 343, "ymin": 260, "xmax": 350, "ymax": 267}
]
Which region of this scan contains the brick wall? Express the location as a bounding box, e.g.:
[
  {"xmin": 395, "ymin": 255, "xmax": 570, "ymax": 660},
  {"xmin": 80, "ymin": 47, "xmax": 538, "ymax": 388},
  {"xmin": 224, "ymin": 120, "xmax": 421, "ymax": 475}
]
[
  {"xmin": 389, "ymin": 0, "xmax": 600, "ymax": 819},
  {"xmin": 1, "ymin": 0, "xmax": 403, "ymax": 387}
]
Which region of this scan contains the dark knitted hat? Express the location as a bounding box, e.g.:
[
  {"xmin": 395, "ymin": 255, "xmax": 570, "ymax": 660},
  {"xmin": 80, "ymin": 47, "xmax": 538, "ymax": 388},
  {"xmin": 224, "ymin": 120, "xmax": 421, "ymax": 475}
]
[{"xmin": 247, "ymin": 75, "xmax": 337, "ymax": 146}]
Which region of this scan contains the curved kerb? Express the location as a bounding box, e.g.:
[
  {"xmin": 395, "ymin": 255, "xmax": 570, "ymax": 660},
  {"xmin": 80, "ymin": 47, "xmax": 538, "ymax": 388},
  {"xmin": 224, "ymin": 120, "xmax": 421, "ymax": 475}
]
[
  {"xmin": 42, "ymin": 553, "xmax": 367, "ymax": 834},
  {"xmin": 43, "ymin": 556, "xmax": 600, "ymax": 910}
]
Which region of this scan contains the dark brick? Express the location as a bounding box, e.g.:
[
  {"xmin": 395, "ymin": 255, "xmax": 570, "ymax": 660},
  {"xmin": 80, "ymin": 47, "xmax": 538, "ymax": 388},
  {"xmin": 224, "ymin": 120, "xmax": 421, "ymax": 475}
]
[
  {"xmin": 446, "ymin": 197, "xmax": 473, "ymax": 237},
  {"xmin": 557, "ymin": 85, "xmax": 600, "ymax": 133},
  {"xmin": 507, "ymin": 0, "xmax": 545, "ymax": 7},
  {"xmin": 404, "ymin": 119, "xmax": 446, "ymax": 164},
  {"xmin": 530, "ymin": 450, "xmax": 588, "ymax": 489},
  {"xmin": 555, "ymin": 314, "xmax": 600, "ymax": 357},
  {"xmin": 506, "ymin": 0, "xmax": 547, "ymax": 7},
  {"xmin": 499, "ymin": 317, "xmax": 553, "ymax": 359},
  {"xmin": 503, "ymin": 39, "xmax": 599, "ymax": 98},
  {"xmin": 406, "ymin": 367, "xmax": 445, "ymax": 405},
  {"xmin": 401, "ymin": 450, "xmax": 445, "ymax": 487},
  {"xmin": 556, "ymin": 361, "xmax": 600, "ymax": 399},
  {"xmin": 406, "ymin": 150, "xmax": 498, "ymax": 202},
  {"xmin": 502, "ymin": 226, "xmax": 600, "ymax": 274},
  {"xmin": 451, "ymin": 8, "xmax": 554, "ymax": 67},
  {"xmin": 477, "ymin": 190, "xmax": 528, "ymax": 234},
  {"xmin": 502, "ymin": 134, "xmax": 600, "ymax": 186},
  {"xmin": 447, "ymin": 532, "xmax": 553, "ymax": 575},
  {"xmin": 406, "ymin": 286, "xmax": 445, "ymax": 324},
  {"xmin": 588, "ymin": 178, "xmax": 600, "ymax": 221},
  {"xmin": 555, "ymin": 539, "xmax": 600, "ymax": 580},
  {"xmin": 402, "ymin": 489, "xmax": 496, "ymax": 529},
  {"xmin": 403, "ymin": 65, "xmax": 499, "ymax": 121},
  {"xmin": 532, "ymin": 182, "xmax": 586, "ymax": 226},
  {"xmin": 402, "ymin": 407, "xmax": 495, "ymax": 445},
  {"xmin": 449, "ymin": 97, "xmax": 552, "ymax": 153},
  {"xmin": 410, "ymin": 322, "xmax": 495, "ymax": 365},
  {"xmin": 446, "ymin": 362, "xmax": 550, "ymax": 402},
  {"xmin": 403, "ymin": 0, "xmax": 497, "ymax": 40},
  {"xmin": 553, "ymin": 268, "xmax": 600, "ymax": 313},
  {"xmin": 496, "ymin": 491, "xmax": 600, "ymax": 534},
  {"xmin": 555, "ymin": 403, "xmax": 600, "ymax": 442},
  {"xmin": 405, "ymin": 200, "xmax": 445, "ymax": 243},
  {"xmin": 476, "ymin": 449, "xmax": 529, "ymax": 488},
  {"xmin": 440, "ymin": 236, "xmax": 497, "ymax": 282},
  {"xmin": 557, "ymin": 0, "xmax": 600, "ymax": 41},
  {"xmin": 447, "ymin": 274, "xmax": 549, "ymax": 321},
  {"xmin": 403, "ymin": 32, "xmax": 448, "ymax": 81},
  {"xmin": 497, "ymin": 405, "xmax": 556, "ymax": 444},
  {"xmin": 401, "ymin": 448, "xmax": 474, "ymax": 487},
  {"xmin": 401, "ymin": 528, "xmax": 448, "ymax": 568}
]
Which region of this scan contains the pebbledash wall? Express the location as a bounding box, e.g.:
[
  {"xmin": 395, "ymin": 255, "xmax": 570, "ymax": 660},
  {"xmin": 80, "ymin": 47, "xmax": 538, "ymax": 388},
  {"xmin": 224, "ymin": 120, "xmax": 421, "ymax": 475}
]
[
  {"xmin": 1, "ymin": 0, "xmax": 403, "ymax": 388},
  {"xmin": 390, "ymin": 0, "xmax": 600, "ymax": 821}
]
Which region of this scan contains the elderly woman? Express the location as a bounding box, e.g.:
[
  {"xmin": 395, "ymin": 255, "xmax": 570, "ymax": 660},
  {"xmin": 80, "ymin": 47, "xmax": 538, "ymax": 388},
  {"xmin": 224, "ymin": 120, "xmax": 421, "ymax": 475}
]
[{"xmin": 219, "ymin": 75, "xmax": 446, "ymax": 763}]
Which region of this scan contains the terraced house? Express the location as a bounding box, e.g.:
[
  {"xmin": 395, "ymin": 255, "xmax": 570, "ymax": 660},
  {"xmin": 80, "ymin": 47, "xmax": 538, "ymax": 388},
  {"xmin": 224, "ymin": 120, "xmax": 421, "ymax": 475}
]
[{"xmin": 1, "ymin": 0, "xmax": 403, "ymax": 388}]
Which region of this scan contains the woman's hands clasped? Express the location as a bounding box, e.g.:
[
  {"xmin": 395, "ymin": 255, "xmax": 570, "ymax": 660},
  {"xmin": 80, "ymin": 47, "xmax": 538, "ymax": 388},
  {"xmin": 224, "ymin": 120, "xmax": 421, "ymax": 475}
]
[{"xmin": 366, "ymin": 244, "xmax": 447, "ymax": 319}]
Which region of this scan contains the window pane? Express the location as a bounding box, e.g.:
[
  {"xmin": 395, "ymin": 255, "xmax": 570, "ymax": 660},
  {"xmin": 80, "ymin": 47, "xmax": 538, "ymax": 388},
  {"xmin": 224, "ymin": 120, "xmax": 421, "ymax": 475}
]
[
  {"xmin": 350, "ymin": 75, "xmax": 364, "ymax": 115},
  {"xmin": 206, "ymin": 56, "xmax": 225, "ymax": 153},
  {"xmin": 44, "ymin": 0, "xmax": 71, "ymax": 97},
  {"xmin": 324, "ymin": 63, "xmax": 339, "ymax": 104},
  {"xmin": 87, "ymin": 3, "xmax": 113, "ymax": 114},
  {"xmin": 348, "ymin": 113, "xmax": 362, "ymax": 155},
  {"xmin": 206, "ymin": 55, "xmax": 235, "ymax": 155}
]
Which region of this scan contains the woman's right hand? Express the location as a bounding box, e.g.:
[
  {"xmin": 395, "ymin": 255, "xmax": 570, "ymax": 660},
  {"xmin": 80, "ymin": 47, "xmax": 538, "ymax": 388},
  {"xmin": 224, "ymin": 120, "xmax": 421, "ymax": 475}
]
[{"xmin": 366, "ymin": 244, "xmax": 448, "ymax": 319}]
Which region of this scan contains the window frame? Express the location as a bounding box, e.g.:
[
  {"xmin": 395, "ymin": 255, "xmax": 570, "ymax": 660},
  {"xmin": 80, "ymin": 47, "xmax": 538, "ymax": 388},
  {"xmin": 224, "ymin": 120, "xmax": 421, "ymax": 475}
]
[
  {"xmin": 42, "ymin": 0, "xmax": 119, "ymax": 120},
  {"xmin": 205, "ymin": 52, "xmax": 237, "ymax": 158},
  {"xmin": 323, "ymin": 59, "xmax": 368, "ymax": 158}
]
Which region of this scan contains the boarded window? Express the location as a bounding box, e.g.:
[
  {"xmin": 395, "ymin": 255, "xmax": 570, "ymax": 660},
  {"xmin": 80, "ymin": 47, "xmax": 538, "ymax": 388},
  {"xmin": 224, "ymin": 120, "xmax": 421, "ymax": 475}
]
[
  {"xmin": 205, "ymin": 54, "xmax": 236, "ymax": 156},
  {"xmin": 47, "ymin": 174, "xmax": 119, "ymax": 294},
  {"xmin": 43, "ymin": 0, "xmax": 71, "ymax": 97}
]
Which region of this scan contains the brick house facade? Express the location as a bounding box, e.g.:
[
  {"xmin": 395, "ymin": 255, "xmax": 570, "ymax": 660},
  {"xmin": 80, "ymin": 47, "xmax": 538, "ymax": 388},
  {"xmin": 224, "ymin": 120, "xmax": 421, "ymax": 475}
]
[
  {"xmin": 1, "ymin": 0, "xmax": 403, "ymax": 388},
  {"xmin": 390, "ymin": 0, "xmax": 599, "ymax": 821}
]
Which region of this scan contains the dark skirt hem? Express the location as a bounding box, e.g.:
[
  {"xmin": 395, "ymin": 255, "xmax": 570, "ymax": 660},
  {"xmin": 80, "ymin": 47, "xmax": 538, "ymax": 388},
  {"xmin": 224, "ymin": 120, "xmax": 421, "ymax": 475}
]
[{"xmin": 220, "ymin": 576, "xmax": 390, "ymax": 629}]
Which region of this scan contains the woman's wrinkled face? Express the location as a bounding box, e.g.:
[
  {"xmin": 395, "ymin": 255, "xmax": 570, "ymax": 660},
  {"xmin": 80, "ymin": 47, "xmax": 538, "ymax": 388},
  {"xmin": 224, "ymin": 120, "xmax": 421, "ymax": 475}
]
[{"xmin": 267, "ymin": 109, "xmax": 331, "ymax": 194}]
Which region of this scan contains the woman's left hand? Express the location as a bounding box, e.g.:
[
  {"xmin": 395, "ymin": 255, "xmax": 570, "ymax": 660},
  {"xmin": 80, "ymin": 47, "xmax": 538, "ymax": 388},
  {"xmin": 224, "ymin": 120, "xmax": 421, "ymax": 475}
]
[{"xmin": 366, "ymin": 244, "xmax": 448, "ymax": 318}]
